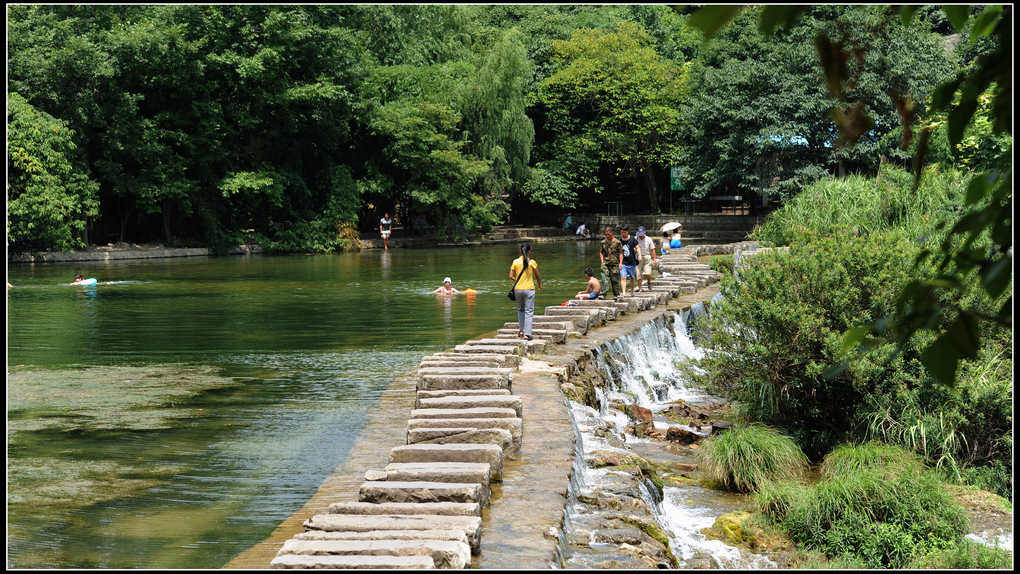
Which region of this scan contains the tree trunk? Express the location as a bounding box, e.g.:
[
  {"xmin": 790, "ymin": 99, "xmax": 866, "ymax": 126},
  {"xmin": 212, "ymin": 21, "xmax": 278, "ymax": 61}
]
[
  {"xmin": 162, "ymin": 199, "xmax": 173, "ymax": 244},
  {"xmin": 643, "ymin": 167, "xmax": 659, "ymax": 213},
  {"xmin": 119, "ymin": 208, "xmax": 131, "ymax": 243},
  {"xmin": 838, "ymin": 158, "xmax": 846, "ymax": 178}
]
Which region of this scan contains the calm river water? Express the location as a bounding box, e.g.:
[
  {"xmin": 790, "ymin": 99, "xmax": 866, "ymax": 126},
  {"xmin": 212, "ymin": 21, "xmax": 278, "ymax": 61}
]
[{"xmin": 6, "ymin": 242, "xmax": 601, "ymax": 569}]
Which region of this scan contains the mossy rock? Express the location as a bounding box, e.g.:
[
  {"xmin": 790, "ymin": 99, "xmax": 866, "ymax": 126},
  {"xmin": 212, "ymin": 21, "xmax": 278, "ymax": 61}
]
[
  {"xmin": 617, "ymin": 515, "xmax": 680, "ymax": 568},
  {"xmin": 702, "ymin": 511, "xmax": 753, "ymax": 545}
]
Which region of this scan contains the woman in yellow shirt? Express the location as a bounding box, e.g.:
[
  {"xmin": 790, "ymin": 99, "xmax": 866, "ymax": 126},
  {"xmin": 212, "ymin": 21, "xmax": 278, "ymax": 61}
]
[{"xmin": 509, "ymin": 243, "xmax": 542, "ymax": 340}]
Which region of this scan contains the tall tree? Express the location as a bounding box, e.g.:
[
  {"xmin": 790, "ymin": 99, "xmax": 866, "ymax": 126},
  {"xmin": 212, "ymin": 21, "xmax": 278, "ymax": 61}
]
[{"xmin": 533, "ymin": 21, "xmax": 688, "ymax": 211}]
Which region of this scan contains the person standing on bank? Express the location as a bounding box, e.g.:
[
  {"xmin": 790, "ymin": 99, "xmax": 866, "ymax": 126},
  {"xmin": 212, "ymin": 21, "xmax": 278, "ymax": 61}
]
[
  {"xmin": 509, "ymin": 243, "xmax": 542, "ymax": 340},
  {"xmin": 619, "ymin": 226, "xmax": 641, "ymax": 297},
  {"xmin": 599, "ymin": 227, "xmax": 623, "ymax": 299},
  {"xmin": 379, "ymin": 212, "xmax": 393, "ymax": 250},
  {"xmin": 636, "ymin": 226, "xmax": 657, "ymax": 292}
]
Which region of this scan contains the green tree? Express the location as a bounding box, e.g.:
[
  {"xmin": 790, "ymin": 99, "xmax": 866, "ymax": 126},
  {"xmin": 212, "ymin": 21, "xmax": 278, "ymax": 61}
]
[
  {"xmin": 533, "ymin": 21, "xmax": 688, "ymax": 211},
  {"xmin": 7, "ymin": 93, "xmax": 100, "ymax": 251}
]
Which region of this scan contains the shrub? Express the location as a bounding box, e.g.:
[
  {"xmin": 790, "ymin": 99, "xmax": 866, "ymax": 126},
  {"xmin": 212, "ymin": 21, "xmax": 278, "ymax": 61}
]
[
  {"xmin": 708, "ymin": 254, "xmax": 734, "ymax": 275},
  {"xmin": 767, "ymin": 442, "xmax": 969, "ymax": 568},
  {"xmin": 751, "ymin": 164, "xmax": 968, "ymax": 247},
  {"xmin": 687, "ymin": 230, "xmax": 921, "ymax": 457},
  {"xmin": 906, "ymin": 538, "xmax": 1013, "ymax": 569},
  {"xmin": 696, "ymin": 424, "xmax": 808, "ymax": 493}
]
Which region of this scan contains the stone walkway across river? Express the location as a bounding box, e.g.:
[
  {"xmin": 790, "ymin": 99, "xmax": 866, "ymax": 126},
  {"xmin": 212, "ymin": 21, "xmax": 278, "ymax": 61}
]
[{"xmin": 267, "ymin": 244, "xmax": 749, "ymax": 569}]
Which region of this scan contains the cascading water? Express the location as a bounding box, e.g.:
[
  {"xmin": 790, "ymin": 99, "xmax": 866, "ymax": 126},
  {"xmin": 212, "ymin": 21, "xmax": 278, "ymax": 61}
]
[{"xmin": 558, "ymin": 311, "xmax": 776, "ymax": 569}]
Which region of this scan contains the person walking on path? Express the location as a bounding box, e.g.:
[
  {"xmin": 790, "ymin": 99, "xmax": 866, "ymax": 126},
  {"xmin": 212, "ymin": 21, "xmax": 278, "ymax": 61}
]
[
  {"xmin": 619, "ymin": 226, "xmax": 641, "ymax": 297},
  {"xmin": 636, "ymin": 226, "xmax": 657, "ymax": 292},
  {"xmin": 599, "ymin": 227, "xmax": 623, "ymax": 299},
  {"xmin": 379, "ymin": 212, "xmax": 393, "ymax": 250},
  {"xmin": 509, "ymin": 243, "xmax": 542, "ymax": 340}
]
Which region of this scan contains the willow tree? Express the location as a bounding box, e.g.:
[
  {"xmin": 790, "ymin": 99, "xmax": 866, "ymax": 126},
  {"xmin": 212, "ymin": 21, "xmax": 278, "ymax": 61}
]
[{"xmin": 460, "ymin": 28, "xmax": 535, "ymax": 220}]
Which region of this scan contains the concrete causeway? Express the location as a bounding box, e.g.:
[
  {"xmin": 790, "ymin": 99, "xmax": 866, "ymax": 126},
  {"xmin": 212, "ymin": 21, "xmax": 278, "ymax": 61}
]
[{"xmin": 226, "ymin": 243, "xmax": 752, "ymax": 569}]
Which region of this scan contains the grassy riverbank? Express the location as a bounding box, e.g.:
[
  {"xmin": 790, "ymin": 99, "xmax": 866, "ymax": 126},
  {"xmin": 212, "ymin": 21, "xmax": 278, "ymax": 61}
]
[{"xmin": 685, "ymin": 165, "xmax": 1012, "ymax": 567}]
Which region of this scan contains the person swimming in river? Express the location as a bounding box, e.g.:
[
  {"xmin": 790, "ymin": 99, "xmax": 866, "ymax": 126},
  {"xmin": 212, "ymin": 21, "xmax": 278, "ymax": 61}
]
[
  {"xmin": 575, "ymin": 267, "xmax": 601, "ymax": 299},
  {"xmin": 71, "ymin": 274, "xmax": 85, "ymax": 285},
  {"xmin": 431, "ymin": 277, "xmax": 462, "ymax": 295}
]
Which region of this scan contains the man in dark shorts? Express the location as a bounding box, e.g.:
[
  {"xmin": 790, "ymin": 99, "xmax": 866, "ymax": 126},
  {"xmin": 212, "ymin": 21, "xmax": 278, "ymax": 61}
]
[
  {"xmin": 599, "ymin": 227, "xmax": 623, "ymax": 299},
  {"xmin": 619, "ymin": 226, "xmax": 641, "ymax": 297}
]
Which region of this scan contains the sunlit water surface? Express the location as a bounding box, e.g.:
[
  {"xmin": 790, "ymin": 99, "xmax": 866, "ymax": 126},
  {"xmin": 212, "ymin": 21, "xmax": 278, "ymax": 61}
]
[{"xmin": 6, "ymin": 243, "xmax": 601, "ymax": 568}]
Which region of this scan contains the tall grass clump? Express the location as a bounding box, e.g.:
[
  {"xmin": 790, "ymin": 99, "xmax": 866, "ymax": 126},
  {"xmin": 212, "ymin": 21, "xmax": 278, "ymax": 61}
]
[
  {"xmin": 906, "ymin": 538, "xmax": 1013, "ymax": 569},
  {"xmin": 752, "ymin": 164, "xmax": 968, "ymax": 246},
  {"xmin": 697, "ymin": 424, "xmax": 808, "ymax": 493},
  {"xmin": 759, "ymin": 442, "xmax": 969, "ymax": 568}
]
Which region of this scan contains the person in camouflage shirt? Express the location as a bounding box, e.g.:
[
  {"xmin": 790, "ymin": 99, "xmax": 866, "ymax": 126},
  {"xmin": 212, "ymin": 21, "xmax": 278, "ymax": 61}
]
[{"xmin": 599, "ymin": 227, "xmax": 623, "ymax": 299}]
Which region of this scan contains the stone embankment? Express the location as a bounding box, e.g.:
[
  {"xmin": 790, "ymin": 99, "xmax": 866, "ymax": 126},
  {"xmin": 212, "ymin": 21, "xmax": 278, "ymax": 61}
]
[
  {"xmin": 10, "ymin": 243, "xmax": 262, "ymax": 263},
  {"xmin": 267, "ymin": 243, "xmax": 753, "ymax": 569}
]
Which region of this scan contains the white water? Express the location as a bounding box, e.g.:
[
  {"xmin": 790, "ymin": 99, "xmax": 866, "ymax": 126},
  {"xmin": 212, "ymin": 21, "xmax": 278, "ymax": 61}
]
[{"xmin": 573, "ymin": 311, "xmax": 776, "ymax": 568}]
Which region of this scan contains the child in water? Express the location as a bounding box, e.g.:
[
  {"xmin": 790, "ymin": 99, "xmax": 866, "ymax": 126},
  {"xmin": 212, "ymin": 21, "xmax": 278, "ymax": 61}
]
[{"xmin": 431, "ymin": 277, "xmax": 462, "ymax": 295}]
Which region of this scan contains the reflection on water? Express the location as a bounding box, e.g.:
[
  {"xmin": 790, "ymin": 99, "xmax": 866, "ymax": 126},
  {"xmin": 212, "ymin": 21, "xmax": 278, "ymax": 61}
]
[{"xmin": 6, "ymin": 243, "xmax": 599, "ymax": 569}]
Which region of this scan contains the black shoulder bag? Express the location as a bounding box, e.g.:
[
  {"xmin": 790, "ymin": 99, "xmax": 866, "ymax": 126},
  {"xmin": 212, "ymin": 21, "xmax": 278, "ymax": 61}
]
[{"xmin": 508, "ymin": 257, "xmax": 526, "ymax": 301}]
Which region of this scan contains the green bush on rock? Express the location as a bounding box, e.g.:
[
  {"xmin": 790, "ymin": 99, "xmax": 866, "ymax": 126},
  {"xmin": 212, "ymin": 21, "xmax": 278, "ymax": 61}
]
[{"xmin": 696, "ymin": 424, "xmax": 808, "ymax": 493}]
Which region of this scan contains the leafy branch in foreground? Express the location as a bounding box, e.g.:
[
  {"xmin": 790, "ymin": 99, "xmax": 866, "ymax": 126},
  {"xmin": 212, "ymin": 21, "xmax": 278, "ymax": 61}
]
[{"xmin": 687, "ymin": 4, "xmax": 1012, "ymax": 386}]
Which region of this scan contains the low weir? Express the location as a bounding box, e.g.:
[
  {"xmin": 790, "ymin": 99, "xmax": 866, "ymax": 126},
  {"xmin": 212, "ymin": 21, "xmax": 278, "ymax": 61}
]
[{"xmin": 236, "ymin": 242, "xmax": 757, "ymax": 569}]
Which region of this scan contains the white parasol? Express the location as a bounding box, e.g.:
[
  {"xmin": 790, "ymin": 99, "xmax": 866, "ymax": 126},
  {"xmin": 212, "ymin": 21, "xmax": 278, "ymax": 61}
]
[{"xmin": 660, "ymin": 221, "xmax": 682, "ymax": 233}]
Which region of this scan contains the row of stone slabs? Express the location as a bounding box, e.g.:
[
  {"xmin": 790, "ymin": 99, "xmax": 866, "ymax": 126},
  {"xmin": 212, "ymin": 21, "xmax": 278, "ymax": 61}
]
[{"xmin": 270, "ymin": 251, "xmax": 721, "ymax": 569}]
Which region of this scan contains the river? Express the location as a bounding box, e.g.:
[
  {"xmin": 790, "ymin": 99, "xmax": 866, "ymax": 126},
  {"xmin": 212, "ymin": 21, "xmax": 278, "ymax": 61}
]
[{"xmin": 6, "ymin": 242, "xmax": 601, "ymax": 569}]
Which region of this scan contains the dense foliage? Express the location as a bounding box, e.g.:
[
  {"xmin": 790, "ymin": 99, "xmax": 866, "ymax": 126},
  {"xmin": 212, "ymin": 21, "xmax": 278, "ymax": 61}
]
[
  {"xmin": 7, "ymin": 4, "xmax": 972, "ymax": 252},
  {"xmin": 756, "ymin": 443, "xmax": 970, "ymax": 568},
  {"xmin": 693, "ymin": 166, "xmax": 1011, "ymax": 496}
]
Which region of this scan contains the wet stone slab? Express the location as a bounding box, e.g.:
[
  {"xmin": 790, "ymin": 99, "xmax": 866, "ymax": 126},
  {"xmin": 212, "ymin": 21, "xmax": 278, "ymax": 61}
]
[
  {"xmin": 275, "ymin": 538, "xmax": 470, "ymax": 569},
  {"xmin": 270, "ymin": 553, "xmax": 435, "ymax": 569},
  {"xmin": 327, "ymin": 501, "xmax": 481, "ymax": 517}
]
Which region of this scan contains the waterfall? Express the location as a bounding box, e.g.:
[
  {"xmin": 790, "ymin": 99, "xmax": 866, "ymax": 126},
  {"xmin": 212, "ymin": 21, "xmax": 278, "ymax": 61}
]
[{"xmin": 557, "ymin": 311, "xmax": 776, "ymax": 569}]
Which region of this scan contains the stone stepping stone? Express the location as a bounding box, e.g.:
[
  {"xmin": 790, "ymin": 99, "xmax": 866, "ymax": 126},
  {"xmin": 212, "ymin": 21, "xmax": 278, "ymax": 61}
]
[
  {"xmin": 544, "ymin": 307, "xmax": 607, "ymax": 324},
  {"xmin": 416, "ymin": 389, "xmax": 511, "ymax": 399},
  {"xmin": 406, "ymin": 418, "xmax": 522, "ymax": 445},
  {"xmin": 504, "ymin": 318, "xmax": 583, "ymax": 334},
  {"xmin": 270, "ymin": 553, "xmax": 435, "ymax": 569},
  {"xmin": 494, "ymin": 329, "xmax": 566, "ymax": 343},
  {"xmin": 328, "ymin": 501, "xmax": 481, "ymax": 517},
  {"xmin": 452, "ymin": 344, "xmax": 522, "ymax": 356},
  {"xmin": 465, "ymin": 337, "xmax": 528, "ymax": 349},
  {"xmin": 302, "ymin": 513, "xmax": 482, "ymax": 553},
  {"xmin": 419, "ymin": 359, "xmax": 504, "ymax": 369},
  {"xmin": 407, "ymin": 427, "xmax": 514, "ymax": 453},
  {"xmin": 572, "ymin": 299, "xmax": 629, "ymax": 314},
  {"xmin": 417, "ymin": 395, "xmax": 523, "ymax": 416},
  {"xmin": 418, "ymin": 374, "xmax": 509, "ymax": 392},
  {"xmin": 275, "ymin": 538, "xmax": 470, "ymax": 569},
  {"xmin": 427, "ymin": 352, "xmax": 520, "ymax": 368},
  {"xmin": 412, "ymin": 407, "xmax": 517, "ymax": 419},
  {"xmin": 389, "ymin": 444, "xmax": 503, "ymax": 481},
  {"xmin": 525, "ymin": 339, "xmax": 547, "ymax": 354},
  {"xmin": 553, "ymin": 304, "xmax": 618, "ymax": 320},
  {"xmin": 359, "ymin": 480, "xmax": 484, "ymax": 505},
  {"xmin": 295, "ymin": 529, "xmax": 468, "ymax": 543},
  {"xmin": 380, "ymin": 462, "xmax": 491, "ymax": 487},
  {"xmin": 418, "ymin": 366, "xmax": 514, "ymax": 377}
]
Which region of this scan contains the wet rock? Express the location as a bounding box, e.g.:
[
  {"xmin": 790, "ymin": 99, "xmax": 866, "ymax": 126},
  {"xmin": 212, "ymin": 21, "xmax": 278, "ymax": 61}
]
[
  {"xmin": 665, "ymin": 426, "xmax": 702, "ymax": 444},
  {"xmin": 544, "ymin": 526, "xmax": 559, "ymax": 539},
  {"xmin": 702, "ymin": 511, "xmax": 753, "ymax": 545}
]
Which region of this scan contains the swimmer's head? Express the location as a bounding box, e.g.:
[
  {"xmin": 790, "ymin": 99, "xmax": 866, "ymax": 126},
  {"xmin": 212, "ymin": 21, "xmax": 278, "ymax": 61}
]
[{"xmin": 443, "ymin": 277, "xmax": 452, "ymax": 285}]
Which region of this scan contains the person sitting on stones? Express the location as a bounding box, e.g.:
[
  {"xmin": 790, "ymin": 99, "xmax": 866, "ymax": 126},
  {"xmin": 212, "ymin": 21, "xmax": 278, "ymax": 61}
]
[{"xmin": 575, "ymin": 266, "xmax": 601, "ymax": 300}]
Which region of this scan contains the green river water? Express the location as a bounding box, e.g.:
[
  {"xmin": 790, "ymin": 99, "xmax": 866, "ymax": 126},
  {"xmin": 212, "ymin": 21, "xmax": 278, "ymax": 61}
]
[{"xmin": 6, "ymin": 242, "xmax": 603, "ymax": 569}]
